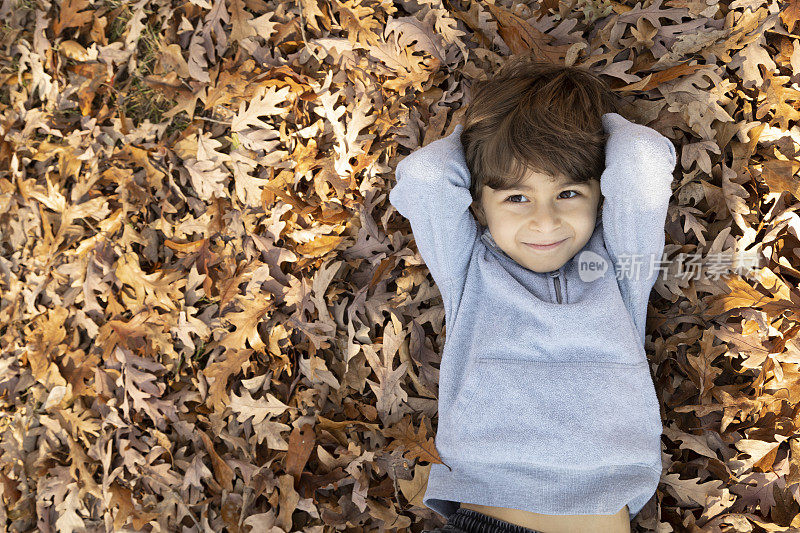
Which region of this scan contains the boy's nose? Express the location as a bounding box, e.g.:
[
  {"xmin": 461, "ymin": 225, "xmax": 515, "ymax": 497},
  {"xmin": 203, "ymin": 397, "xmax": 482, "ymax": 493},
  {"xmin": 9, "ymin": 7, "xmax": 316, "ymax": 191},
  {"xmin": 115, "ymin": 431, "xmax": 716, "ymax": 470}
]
[{"xmin": 527, "ymin": 206, "xmax": 562, "ymax": 232}]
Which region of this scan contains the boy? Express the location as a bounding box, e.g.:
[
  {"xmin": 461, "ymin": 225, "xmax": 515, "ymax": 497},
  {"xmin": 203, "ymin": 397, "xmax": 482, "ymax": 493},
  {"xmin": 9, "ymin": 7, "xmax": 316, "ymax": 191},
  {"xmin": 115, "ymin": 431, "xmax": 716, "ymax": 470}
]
[{"xmin": 388, "ymin": 57, "xmax": 677, "ymax": 533}]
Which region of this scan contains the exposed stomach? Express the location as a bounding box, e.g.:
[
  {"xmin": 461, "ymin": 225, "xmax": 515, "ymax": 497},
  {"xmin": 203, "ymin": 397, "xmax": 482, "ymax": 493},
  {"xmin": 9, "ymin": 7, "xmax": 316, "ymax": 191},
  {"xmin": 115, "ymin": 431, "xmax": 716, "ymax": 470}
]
[{"xmin": 459, "ymin": 502, "xmax": 631, "ymax": 533}]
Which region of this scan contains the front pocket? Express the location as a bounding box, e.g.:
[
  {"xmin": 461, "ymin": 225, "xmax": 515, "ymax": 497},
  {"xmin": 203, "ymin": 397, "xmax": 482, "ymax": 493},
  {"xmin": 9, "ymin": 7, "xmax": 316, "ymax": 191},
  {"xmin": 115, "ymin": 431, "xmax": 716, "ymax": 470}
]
[
  {"xmin": 463, "ymin": 295, "xmax": 646, "ymax": 366},
  {"xmin": 436, "ymin": 359, "xmax": 661, "ymax": 467}
]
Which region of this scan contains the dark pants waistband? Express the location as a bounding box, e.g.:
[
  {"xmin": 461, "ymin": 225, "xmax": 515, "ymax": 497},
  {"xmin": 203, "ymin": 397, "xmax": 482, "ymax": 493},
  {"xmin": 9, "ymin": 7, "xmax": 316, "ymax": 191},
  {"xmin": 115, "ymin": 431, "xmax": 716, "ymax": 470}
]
[{"xmin": 446, "ymin": 507, "xmax": 545, "ymax": 533}]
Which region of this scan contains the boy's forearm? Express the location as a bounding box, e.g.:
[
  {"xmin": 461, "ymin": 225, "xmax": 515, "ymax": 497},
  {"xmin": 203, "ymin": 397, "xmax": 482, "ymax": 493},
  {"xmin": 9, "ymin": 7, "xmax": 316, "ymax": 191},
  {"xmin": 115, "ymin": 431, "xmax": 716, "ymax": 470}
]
[
  {"xmin": 388, "ymin": 124, "xmax": 478, "ymax": 300},
  {"xmin": 598, "ymin": 113, "xmax": 676, "ymax": 344}
]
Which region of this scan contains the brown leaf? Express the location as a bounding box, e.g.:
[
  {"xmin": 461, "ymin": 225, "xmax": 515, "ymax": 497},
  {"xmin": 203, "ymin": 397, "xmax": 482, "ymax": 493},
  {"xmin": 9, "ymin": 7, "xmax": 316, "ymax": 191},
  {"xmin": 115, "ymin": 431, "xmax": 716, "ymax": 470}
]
[
  {"xmin": 285, "ymin": 423, "xmax": 316, "ymax": 481},
  {"xmin": 199, "ymin": 430, "xmax": 235, "ymax": 492},
  {"xmin": 53, "ymin": 0, "xmax": 94, "ymax": 36},
  {"xmin": 384, "ymin": 414, "xmax": 445, "ymax": 466}
]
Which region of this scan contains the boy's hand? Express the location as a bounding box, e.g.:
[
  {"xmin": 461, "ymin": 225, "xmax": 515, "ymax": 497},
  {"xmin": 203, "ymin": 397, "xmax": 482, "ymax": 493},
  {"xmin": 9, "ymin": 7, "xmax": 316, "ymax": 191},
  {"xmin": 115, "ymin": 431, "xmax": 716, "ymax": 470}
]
[{"xmin": 601, "ymin": 112, "xmax": 676, "ymax": 168}]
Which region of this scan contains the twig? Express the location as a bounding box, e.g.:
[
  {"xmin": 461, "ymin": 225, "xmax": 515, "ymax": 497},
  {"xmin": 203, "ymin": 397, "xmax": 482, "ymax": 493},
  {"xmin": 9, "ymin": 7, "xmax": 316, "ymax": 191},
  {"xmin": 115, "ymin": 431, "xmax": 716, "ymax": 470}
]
[
  {"xmin": 196, "ymin": 116, "xmax": 232, "ymax": 125},
  {"xmin": 297, "ymin": 0, "xmax": 324, "ymax": 61}
]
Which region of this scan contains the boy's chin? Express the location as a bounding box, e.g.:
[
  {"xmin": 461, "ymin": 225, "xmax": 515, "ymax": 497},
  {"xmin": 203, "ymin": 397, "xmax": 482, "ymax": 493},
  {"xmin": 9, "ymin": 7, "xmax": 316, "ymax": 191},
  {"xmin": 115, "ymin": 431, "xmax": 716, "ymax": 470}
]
[
  {"xmin": 515, "ymin": 255, "xmax": 569, "ymax": 273},
  {"xmin": 524, "ymin": 263, "xmax": 566, "ymax": 274}
]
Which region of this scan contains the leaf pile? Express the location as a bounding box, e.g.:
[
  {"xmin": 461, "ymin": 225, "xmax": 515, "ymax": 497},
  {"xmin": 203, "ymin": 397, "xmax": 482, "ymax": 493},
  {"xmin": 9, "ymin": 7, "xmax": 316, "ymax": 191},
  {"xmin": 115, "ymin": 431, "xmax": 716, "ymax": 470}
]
[{"xmin": 0, "ymin": 0, "xmax": 799, "ymax": 531}]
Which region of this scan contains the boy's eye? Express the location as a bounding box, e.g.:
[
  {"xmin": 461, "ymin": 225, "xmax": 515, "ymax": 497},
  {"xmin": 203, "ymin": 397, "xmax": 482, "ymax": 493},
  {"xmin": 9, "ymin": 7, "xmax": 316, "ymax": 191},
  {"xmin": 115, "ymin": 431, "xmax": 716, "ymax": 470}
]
[{"xmin": 505, "ymin": 190, "xmax": 581, "ymax": 203}]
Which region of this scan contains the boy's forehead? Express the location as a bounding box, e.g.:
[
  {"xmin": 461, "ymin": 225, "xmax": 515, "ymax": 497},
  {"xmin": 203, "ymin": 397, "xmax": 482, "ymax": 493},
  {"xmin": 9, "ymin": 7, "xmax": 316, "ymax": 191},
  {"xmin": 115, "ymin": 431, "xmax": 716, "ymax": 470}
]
[{"xmin": 513, "ymin": 170, "xmax": 585, "ymax": 189}]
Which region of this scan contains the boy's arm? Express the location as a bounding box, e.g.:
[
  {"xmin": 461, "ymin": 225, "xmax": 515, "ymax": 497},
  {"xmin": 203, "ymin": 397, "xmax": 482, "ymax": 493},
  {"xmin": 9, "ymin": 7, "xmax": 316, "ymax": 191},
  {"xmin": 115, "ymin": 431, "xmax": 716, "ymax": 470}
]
[
  {"xmin": 599, "ymin": 112, "xmax": 677, "ymax": 345},
  {"xmin": 389, "ymin": 124, "xmax": 478, "ymax": 308}
]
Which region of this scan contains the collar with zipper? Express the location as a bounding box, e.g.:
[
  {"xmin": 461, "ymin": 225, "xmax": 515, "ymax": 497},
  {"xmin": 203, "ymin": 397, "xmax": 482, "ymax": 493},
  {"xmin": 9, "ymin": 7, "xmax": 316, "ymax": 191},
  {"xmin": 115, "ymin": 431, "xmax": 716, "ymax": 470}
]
[{"xmin": 479, "ymin": 227, "xmax": 566, "ymax": 303}]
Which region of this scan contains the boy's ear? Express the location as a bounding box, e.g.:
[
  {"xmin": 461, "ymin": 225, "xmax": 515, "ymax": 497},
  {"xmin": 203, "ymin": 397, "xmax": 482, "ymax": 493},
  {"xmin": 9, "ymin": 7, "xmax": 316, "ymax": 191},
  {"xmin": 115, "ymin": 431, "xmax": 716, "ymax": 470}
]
[
  {"xmin": 470, "ymin": 200, "xmax": 487, "ymax": 226},
  {"xmin": 596, "ymin": 196, "xmax": 604, "ymax": 224}
]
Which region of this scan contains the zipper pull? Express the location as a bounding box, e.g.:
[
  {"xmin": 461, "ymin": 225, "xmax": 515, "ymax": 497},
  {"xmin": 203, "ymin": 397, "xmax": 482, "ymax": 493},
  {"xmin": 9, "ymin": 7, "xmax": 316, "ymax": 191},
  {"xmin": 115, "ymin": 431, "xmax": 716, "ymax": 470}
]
[{"xmin": 549, "ymin": 268, "xmax": 563, "ymax": 303}]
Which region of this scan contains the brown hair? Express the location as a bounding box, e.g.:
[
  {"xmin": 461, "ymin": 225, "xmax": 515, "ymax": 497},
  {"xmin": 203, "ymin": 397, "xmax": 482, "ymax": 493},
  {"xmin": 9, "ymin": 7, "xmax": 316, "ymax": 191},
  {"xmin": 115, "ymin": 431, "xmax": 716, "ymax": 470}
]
[{"xmin": 461, "ymin": 55, "xmax": 625, "ymax": 224}]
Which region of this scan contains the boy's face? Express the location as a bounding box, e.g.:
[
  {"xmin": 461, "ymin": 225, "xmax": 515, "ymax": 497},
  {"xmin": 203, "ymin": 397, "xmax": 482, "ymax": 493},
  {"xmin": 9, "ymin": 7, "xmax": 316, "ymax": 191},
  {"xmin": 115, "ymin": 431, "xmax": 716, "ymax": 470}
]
[{"xmin": 473, "ymin": 169, "xmax": 602, "ymax": 273}]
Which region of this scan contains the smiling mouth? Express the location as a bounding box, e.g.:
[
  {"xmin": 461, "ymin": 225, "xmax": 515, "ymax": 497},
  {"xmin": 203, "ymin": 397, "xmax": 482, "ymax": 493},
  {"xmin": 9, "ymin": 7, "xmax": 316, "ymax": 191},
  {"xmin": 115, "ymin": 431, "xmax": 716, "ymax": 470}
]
[{"xmin": 525, "ymin": 239, "xmax": 566, "ymax": 250}]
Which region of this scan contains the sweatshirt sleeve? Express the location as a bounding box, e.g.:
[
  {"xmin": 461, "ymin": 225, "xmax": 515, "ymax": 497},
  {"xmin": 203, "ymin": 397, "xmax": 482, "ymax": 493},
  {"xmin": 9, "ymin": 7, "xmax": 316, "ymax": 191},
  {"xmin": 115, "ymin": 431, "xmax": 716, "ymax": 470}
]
[
  {"xmin": 388, "ymin": 124, "xmax": 479, "ymax": 308},
  {"xmin": 599, "ymin": 112, "xmax": 677, "ymax": 345}
]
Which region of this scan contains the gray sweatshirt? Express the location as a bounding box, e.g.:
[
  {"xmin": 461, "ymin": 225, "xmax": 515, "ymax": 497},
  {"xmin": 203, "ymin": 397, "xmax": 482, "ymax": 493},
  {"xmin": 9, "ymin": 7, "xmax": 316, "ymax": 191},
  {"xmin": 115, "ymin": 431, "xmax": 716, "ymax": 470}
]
[{"xmin": 388, "ymin": 113, "xmax": 677, "ymax": 521}]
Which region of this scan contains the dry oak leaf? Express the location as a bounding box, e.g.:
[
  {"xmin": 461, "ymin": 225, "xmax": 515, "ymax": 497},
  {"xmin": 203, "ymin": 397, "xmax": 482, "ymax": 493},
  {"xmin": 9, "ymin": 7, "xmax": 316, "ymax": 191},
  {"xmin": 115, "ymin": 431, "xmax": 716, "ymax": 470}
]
[
  {"xmin": 231, "ymin": 84, "xmax": 292, "ymax": 132},
  {"xmin": 397, "ymin": 463, "xmax": 431, "ymax": 508},
  {"xmin": 662, "ymin": 472, "xmax": 725, "ymax": 508},
  {"xmin": 202, "ymin": 348, "xmax": 253, "ymax": 412},
  {"xmin": 704, "ymin": 275, "xmax": 774, "ymax": 316},
  {"xmin": 384, "ymin": 414, "xmax": 444, "ymax": 465},
  {"xmin": 285, "ymin": 424, "xmax": 316, "ymax": 481},
  {"xmin": 109, "ymin": 482, "xmax": 159, "ymax": 530},
  {"xmin": 230, "ymin": 388, "xmax": 292, "ymax": 450},
  {"xmin": 486, "ymin": 3, "xmax": 546, "ymax": 55},
  {"xmin": 230, "ymin": 389, "xmax": 290, "ymax": 425},
  {"xmin": 199, "ymin": 430, "xmax": 235, "ymax": 492},
  {"xmin": 53, "ymin": 0, "xmax": 94, "ymax": 36},
  {"xmin": 228, "ymin": 0, "xmax": 257, "ymax": 43},
  {"xmin": 55, "ymin": 483, "xmax": 86, "ymax": 533},
  {"xmin": 114, "ymin": 252, "xmax": 186, "ymax": 311},
  {"xmin": 215, "ymin": 292, "xmax": 272, "ymax": 353}
]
